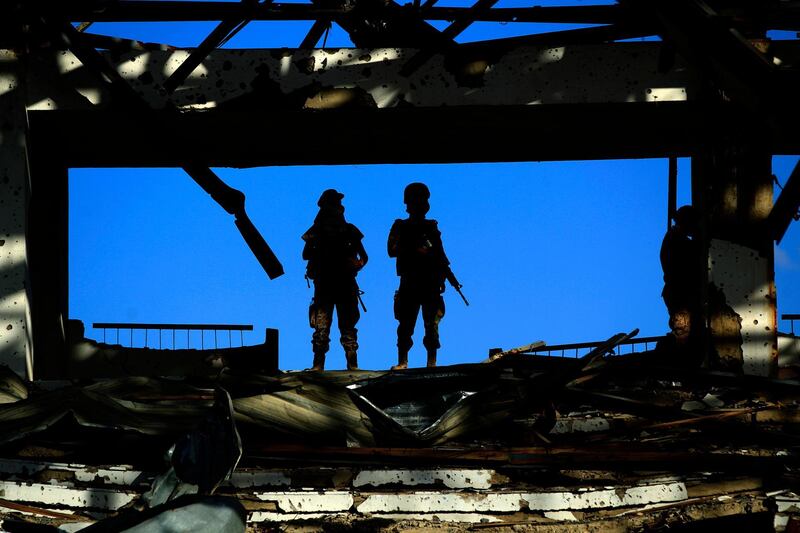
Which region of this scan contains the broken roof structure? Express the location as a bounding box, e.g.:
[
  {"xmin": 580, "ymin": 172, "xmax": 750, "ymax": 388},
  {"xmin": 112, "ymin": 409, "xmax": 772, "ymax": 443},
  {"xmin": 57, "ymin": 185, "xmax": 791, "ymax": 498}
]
[{"xmin": 1, "ymin": 0, "xmax": 800, "ymax": 530}]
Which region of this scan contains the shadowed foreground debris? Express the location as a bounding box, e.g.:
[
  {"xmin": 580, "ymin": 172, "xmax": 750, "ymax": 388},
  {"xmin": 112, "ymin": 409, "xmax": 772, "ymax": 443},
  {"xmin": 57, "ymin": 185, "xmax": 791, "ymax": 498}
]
[{"xmin": 1, "ymin": 334, "xmax": 800, "ymax": 530}]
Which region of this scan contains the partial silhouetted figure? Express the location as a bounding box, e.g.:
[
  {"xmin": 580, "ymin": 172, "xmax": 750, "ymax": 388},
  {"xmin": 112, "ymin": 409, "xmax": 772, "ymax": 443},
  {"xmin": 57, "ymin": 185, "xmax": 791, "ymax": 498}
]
[
  {"xmin": 388, "ymin": 183, "xmax": 452, "ymax": 370},
  {"xmin": 302, "ymin": 189, "xmax": 368, "ymax": 371},
  {"xmin": 660, "ymin": 205, "xmax": 703, "ymax": 363}
]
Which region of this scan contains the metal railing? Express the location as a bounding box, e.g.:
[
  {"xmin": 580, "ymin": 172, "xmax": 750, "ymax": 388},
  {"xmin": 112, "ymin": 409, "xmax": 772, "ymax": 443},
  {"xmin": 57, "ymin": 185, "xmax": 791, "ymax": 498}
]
[
  {"xmin": 524, "ymin": 336, "xmax": 665, "ymax": 358},
  {"xmin": 92, "ymin": 322, "xmax": 253, "ymax": 349},
  {"xmin": 783, "ymin": 314, "xmax": 800, "ymax": 335}
]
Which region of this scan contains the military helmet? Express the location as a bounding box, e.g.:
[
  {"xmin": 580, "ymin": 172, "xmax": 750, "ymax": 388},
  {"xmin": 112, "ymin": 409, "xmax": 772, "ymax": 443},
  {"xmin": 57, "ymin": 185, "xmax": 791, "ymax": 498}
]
[
  {"xmin": 403, "ymin": 182, "xmax": 430, "ymax": 204},
  {"xmin": 317, "ymin": 188, "xmax": 344, "ymax": 207},
  {"xmin": 673, "ymin": 205, "xmax": 698, "ymax": 228}
]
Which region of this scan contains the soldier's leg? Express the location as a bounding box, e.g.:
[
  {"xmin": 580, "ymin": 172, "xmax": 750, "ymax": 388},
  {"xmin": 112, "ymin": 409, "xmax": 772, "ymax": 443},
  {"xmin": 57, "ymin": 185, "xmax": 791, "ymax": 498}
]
[
  {"xmin": 336, "ymin": 286, "xmax": 361, "ymax": 371},
  {"xmin": 421, "ymin": 293, "xmax": 445, "ymax": 367},
  {"xmin": 393, "ymin": 287, "xmax": 419, "ymax": 370},
  {"xmin": 309, "ymin": 287, "xmax": 334, "ymax": 371}
]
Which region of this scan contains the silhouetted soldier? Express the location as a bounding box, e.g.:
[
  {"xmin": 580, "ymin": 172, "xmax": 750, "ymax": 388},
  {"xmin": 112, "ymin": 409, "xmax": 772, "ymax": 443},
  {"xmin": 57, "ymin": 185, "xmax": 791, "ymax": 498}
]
[
  {"xmin": 302, "ymin": 189, "xmax": 368, "ymax": 371},
  {"xmin": 660, "ymin": 205, "xmax": 703, "ymax": 359},
  {"xmin": 388, "ymin": 183, "xmax": 452, "ymax": 370}
]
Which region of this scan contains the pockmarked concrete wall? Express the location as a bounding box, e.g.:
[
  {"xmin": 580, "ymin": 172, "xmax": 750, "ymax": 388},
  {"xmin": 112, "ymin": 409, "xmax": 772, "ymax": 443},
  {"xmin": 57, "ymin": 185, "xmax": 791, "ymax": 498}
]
[
  {"xmin": 709, "ymin": 239, "xmax": 777, "ymax": 377},
  {"xmin": 0, "ymin": 50, "xmax": 32, "ymax": 379},
  {"xmin": 24, "ymin": 43, "xmax": 698, "ymax": 112}
]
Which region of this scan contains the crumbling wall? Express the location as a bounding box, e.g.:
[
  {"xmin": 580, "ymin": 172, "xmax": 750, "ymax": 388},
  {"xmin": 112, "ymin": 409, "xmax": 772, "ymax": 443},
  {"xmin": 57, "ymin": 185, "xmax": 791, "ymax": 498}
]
[
  {"xmin": 709, "ymin": 239, "xmax": 775, "ymax": 376},
  {"xmin": 0, "ymin": 50, "xmax": 32, "ymax": 379},
  {"xmin": 24, "ymin": 43, "xmax": 696, "ymax": 112}
]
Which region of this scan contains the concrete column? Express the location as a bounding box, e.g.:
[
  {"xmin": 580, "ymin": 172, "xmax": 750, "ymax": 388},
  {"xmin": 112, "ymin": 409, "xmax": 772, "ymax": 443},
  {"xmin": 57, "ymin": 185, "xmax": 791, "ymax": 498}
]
[
  {"xmin": 0, "ymin": 50, "xmax": 33, "ymax": 379},
  {"xmin": 694, "ymin": 143, "xmax": 777, "ymax": 376}
]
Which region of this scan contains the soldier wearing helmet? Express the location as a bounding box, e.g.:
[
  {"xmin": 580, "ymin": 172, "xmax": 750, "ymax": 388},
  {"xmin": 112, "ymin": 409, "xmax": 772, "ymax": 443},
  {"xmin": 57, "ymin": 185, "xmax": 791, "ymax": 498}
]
[
  {"xmin": 387, "ymin": 182, "xmax": 451, "ymax": 369},
  {"xmin": 302, "ymin": 189, "xmax": 368, "ymax": 371}
]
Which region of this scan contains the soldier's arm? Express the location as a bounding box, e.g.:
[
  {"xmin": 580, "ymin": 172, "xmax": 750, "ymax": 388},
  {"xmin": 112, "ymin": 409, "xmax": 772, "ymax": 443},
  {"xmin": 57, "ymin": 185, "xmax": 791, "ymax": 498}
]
[
  {"xmin": 356, "ymin": 240, "xmax": 368, "ymax": 268},
  {"xmin": 387, "ymin": 220, "xmax": 402, "ymax": 258},
  {"xmin": 301, "ymin": 229, "xmax": 315, "ymax": 260}
]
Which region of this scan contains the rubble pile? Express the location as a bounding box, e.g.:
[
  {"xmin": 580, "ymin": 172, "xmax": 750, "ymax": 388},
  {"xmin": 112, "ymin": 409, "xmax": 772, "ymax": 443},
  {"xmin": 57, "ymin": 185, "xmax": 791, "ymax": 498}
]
[{"xmin": 0, "ymin": 333, "xmax": 798, "ymax": 531}]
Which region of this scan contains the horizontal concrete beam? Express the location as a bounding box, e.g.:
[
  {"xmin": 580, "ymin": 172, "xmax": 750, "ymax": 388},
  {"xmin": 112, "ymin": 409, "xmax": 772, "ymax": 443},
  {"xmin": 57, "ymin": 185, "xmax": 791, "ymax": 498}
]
[
  {"xmin": 0, "ymin": 481, "xmax": 137, "ymax": 511},
  {"xmin": 356, "ymin": 482, "xmax": 689, "ymax": 513},
  {"xmin": 31, "ymin": 102, "xmax": 790, "ymax": 168},
  {"xmin": 353, "ymin": 469, "xmax": 499, "ymax": 490},
  {"xmin": 25, "ymin": 43, "xmax": 698, "ymax": 113},
  {"xmin": 19, "ymin": 42, "xmax": 800, "ymax": 166}
]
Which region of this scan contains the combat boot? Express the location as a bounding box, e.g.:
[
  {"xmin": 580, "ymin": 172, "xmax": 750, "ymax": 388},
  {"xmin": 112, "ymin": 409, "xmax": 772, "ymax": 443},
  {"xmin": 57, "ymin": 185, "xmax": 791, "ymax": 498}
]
[
  {"xmin": 310, "ymin": 351, "xmax": 325, "ymax": 371},
  {"xmin": 345, "ymin": 350, "xmax": 359, "ymax": 371},
  {"xmin": 391, "ymin": 350, "xmax": 409, "ymax": 371},
  {"xmin": 426, "ymin": 350, "xmax": 437, "ymax": 368}
]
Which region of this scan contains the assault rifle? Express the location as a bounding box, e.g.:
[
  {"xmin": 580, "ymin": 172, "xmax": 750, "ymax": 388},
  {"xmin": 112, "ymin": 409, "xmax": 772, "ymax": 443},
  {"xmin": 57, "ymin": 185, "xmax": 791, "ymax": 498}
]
[
  {"xmin": 446, "ymin": 270, "xmax": 469, "ymax": 307},
  {"xmin": 355, "ymin": 280, "xmax": 368, "ymax": 313}
]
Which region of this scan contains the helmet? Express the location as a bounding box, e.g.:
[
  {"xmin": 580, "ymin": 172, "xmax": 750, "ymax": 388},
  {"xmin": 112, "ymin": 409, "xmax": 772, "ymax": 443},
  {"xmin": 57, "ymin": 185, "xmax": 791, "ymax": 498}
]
[
  {"xmin": 673, "ymin": 205, "xmax": 698, "ymax": 228},
  {"xmin": 403, "ymin": 182, "xmax": 430, "ymax": 204},
  {"xmin": 317, "ymin": 189, "xmax": 344, "ymax": 207}
]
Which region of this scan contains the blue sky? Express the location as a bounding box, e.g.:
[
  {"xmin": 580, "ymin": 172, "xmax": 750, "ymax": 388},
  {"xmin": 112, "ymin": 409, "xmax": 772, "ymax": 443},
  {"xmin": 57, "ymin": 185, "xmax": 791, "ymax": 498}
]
[{"xmin": 68, "ymin": 2, "xmax": 800, "ymax": 370}]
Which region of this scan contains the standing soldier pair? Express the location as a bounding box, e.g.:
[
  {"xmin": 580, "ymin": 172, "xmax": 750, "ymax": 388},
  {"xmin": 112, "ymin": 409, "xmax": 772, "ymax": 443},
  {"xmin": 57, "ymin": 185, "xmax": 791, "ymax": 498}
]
[{"xmin": 303, "ymin": 183, "xmax": 459, "ymax": 371}]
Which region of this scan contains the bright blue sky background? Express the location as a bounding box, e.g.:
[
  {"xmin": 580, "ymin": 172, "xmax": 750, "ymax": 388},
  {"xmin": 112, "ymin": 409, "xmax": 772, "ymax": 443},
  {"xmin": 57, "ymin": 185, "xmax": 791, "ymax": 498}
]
[{"xmin": 68, "ymin": 1, "xmax": 800, "ymax": 370}]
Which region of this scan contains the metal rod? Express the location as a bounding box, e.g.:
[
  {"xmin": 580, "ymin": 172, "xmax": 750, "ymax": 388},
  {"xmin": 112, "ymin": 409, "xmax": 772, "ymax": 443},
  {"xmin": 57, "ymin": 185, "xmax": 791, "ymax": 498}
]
[
  {"xmin": 668, "ymin": 156, "xmax": 678, "ymax": 230},
  {"xmin": 93, "ymin": 322, "xmax": 253, "ymax": 331}
]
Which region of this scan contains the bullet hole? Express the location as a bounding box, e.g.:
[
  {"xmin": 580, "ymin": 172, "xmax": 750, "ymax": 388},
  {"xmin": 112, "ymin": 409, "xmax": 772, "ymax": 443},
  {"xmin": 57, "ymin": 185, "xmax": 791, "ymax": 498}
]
[
  {"xmin": 0, "ymin": 240, "xmax": 4, "ymax": 246},
  {"xmin": 5, "ymin": 325, "xmax": 11, "ymax": 331},
  {"xmin": 753, "ymin": 319, "xmax": 758, "ymax": 325}
]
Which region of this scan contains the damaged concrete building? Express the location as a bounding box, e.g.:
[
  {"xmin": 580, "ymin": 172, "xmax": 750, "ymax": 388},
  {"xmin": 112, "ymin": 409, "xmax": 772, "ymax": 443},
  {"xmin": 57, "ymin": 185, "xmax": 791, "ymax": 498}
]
[{"xmin": 1, "ymin": 0, "xmax": 800, "ymax": 531}]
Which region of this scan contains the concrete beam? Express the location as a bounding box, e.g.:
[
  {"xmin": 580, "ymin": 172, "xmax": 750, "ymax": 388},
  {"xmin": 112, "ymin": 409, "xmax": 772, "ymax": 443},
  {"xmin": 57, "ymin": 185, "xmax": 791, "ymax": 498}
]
[
  {"xmin": 356, "ymin": 482, "xmax": 689, "ymax": 513},
  {"xmin": 0, "ymin": 50, "xmax": 33, "ymax": 380},
  {"xmin": 353, "ymin": 469, "xmax": 499, "ymax": 490},
  {"xmin": 0, "ymin": 481, "xmax": 137, "ymax": 511},
  {"xmin": 24, "ymin": 43, "xmax": 697, "ymax": 112}
]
